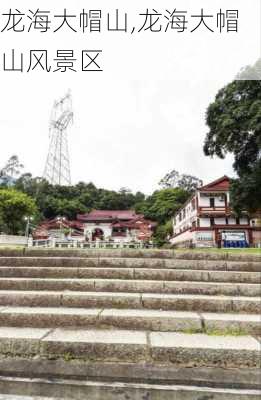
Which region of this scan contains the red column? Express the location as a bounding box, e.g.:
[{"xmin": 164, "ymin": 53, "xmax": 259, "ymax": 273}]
[{"xmin": 248, "ymin": 229, "xmax": 253, "ymax": 246}]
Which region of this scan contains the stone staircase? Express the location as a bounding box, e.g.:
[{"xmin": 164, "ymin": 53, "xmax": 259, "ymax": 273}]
[{"xmin": 0, "ymin": 248, "xmax": 260, "ymax": 400}]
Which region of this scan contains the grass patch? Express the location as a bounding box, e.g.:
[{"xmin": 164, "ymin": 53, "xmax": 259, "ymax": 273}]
[
  {"xmin": 175, "ymin": 248, "xmax": 261, "ymax": 255},
  {"xmin": 180, "ymin": 327, "xmax": 249, "ymax": 336},
  {"xmin": 205, "ymin": 327, "xmax": 249, "ymax": 336}
]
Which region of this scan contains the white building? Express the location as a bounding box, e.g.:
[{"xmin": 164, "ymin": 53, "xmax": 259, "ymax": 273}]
[{"xmin": 170, "ymin": 176, "xmax": 255, "ymax": 248}]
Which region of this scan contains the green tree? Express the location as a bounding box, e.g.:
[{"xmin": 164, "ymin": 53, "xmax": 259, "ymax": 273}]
[
  {"xmin": 136, "ymin": 188, "xmax": 189, "ymax": 224},
  {"xmin": 0, "ymin": 155, "xmax": 24, "ymax": 178},
  {"xmin": 0, "ymin": 189, "xmax": 37, "ymax": 234},
  {"xmin": 204, "ymin": 70, "xmax": 261, "ymax": 212},
  {"xmin": 154, "ymin": 219, "xmax": 173, "ymax": 247},
  {"xmin": 230, "ymin": 169, "xmax": 261, "ymax": 214},
  {"xmin": 159, "ymin": 169, "xmax": 202, "ymax": 193},
  {"xmin": 13, "ymin": 174, "xmax": 146, "ymax": 220},
  {"xmin": 236, "ymin": 58, "xmax": 261, "ymax": 80}
]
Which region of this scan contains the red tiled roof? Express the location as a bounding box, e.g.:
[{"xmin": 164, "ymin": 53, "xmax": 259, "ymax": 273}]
[
  {"xmin": 200, "ymin": 176, "xmax": 230, "ymax": 192},
  {"xmin": 111, "ymin": 218, "xmax": 157, "ymax": 229},
  {"xmin": 36, "ymin": 219, "xmax": 84, "ymax": 230},
  {"xmin": 77, "ymin": 210, "xmax": 142, "ymax": 221}
]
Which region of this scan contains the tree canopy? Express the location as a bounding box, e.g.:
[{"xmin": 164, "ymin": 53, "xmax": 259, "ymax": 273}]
[
  {"xmin": 0, "ymin": 155, "xmax": 24, "ymax": 179},
  {"xmin": 159, "ymin": 169, "xmax": 202, "ymax": 193},
  {"xmin": 135, "ymin": 187, "xmax": 190, "ymax": 246},
  {"xmin": 204, "ymin": 72, "xmax": 261, "ymax": 212},
  {"xmin": 13, "ymin": 174, "xmax": 146, "ymax": 220},
  {"xmin": 0, "ymin": 189, "xmax": 37, "ymax": 234},
  {"xmin": 0, "ymin": 160, "xmax": 198, "ymax": 244},
  {"xmin": 135, "ymin": 188, "xmax": 190, "ymax": 224}
]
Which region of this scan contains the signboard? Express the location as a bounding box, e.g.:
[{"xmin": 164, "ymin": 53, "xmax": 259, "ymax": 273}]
[
  {"xmin": 221, "ymin": 231, "xmax": 246, "ymax": 241},
  {"xmin": 195, "ymin": 231, "xmax": 214, "ymax": 247}
]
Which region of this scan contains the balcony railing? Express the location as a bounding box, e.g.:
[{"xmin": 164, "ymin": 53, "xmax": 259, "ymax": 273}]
[{"xmin": 199, "ymin": 206, "xmax": 230, "ymax": 213}]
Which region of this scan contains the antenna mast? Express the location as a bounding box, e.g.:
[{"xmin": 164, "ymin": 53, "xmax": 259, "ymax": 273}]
[{"xmin": 43, "ymin": 91, "xmax": 73, "ymax": 186}]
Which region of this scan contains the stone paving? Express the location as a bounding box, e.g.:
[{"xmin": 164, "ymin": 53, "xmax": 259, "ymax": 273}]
[{"xmin": 0, "ymin": 249, "xmax": 259, "ymax": 398}]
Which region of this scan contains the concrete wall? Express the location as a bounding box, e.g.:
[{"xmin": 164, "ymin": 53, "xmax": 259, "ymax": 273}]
[
  {"xmin": 170, "ymin": 230, "xmax": 195, "ymax": 246},
  {"xmin": 0, "ymin": 235, "xmax": 28, "ymax": 245},
  {"xmin": 214, "ymin": 218, "xmax": 226, "ymax": 225},
  {"xmin": 200, "ymin": 218, "xmax": 211, "ymax": 227}
]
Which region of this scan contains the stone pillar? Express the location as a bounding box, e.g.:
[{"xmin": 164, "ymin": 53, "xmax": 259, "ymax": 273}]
[{"xmin": 27, "ymin": 236, "xmax": 33, "ymax": 247}]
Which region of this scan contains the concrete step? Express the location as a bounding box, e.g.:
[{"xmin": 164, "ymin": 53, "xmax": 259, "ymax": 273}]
[
  {"xmin": 0, "ymin": 394, "xmax": 61, "ymax": 400},
  {"xmin": 0, "ymin": 394, "xmax": 60, "ymax": 400},
  {"xmin": 0, "ymin": 377, "xmax": 260, "ymax": 400},
  {"xmin": 0, "ymin": 291, "xmax": 259, "ymax": 313},
  {"xmin": 1, "ymin": 248, "xmax": 260, "ymax": 262},
  {"xmin": 142, "ymin": 293, "xmax": 261, "ymax": 313},
  {"xmin": 0, "ymin": 278, "xmax": 260, "ymax": 296},
  {"xmin": 0, "ymin": 327, "xmax": 259, "ymax": 368},
  {"xmin": 0, "ymin": 358, "xmax": 260, "ymax": 391},
  {"xmin": 0, "ymin": 307, "xmax": 259, "ymax": 335},
  {"xmin": 0, "ymin": 257, "xmax": 260, "ymax": 272},
  {"xmin": 0, "ymin": 266, "xmax": 259, "ymax": 283}
]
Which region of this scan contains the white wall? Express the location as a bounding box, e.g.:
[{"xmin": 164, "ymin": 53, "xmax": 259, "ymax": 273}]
[
  {"xmin": 214, "ymin": 218, "xmax": 226, "ymax": 225},
  {"xmin": 199, "ymin": 193, "xmax": 226, "ymax": 207},
  {"xmin": 170, "ymin": 230, "xmax": 195, "ymax": 245},
  {"xmin": 173, "ymin": 196, "xmax": 197, "ymax": 235},
  {"xmin": 215, "ymin": 197, "xmax": 226, "ymax": 206},
  {"xmin": 199, "ymin": 218, "xmax": 211, "ymax": 227},
  {"xmin": 198, "ymin": 195, "xmax": 210, "ymax": 207},
  {"xmin": 84, "ymin": 223, "xmax": 112, "ymax": 239}
]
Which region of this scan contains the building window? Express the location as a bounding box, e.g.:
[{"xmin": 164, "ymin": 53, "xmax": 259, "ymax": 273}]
[{"xmin": 210, "ymin": 198, "xmax": 215, "ymax": 208}]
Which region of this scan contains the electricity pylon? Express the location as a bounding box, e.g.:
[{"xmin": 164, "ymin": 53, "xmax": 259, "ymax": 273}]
[{"xmin": 43, "ymin": 91, "xmax": 73, "ymax": 186}]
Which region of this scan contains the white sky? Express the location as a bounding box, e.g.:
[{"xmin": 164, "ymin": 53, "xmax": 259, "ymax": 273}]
[{"xmin": 0, "ymin": 0, "xmax": 260, "ymax": 194}]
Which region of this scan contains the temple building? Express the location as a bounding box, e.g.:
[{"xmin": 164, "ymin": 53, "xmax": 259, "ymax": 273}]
[
  {"xmin": 77, "ymin": 210, "xmax": 156, "ymax": 242},
  {"xmin": 33, "ymin": 210, "xmax": 156, "ymax": 243},
  {"xmin": 170, "ymin": 176, "xmax": 261, "ymax": 248},
  {"xmin": 33, "ymin": 218, "xmax": 84, "ymax": 240}
]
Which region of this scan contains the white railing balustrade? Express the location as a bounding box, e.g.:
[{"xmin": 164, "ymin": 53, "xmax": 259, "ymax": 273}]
[{"xmin": 31, "ymin": 238, "xmax": 154, "ymax": 249}]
